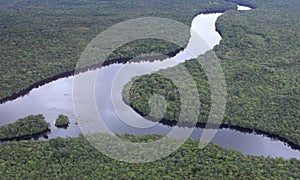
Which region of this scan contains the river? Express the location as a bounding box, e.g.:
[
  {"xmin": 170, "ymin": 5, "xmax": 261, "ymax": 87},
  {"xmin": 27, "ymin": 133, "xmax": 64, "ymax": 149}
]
[{"xmin": 0, "ymin": 5, "xmax": 299, "ymax": 159}]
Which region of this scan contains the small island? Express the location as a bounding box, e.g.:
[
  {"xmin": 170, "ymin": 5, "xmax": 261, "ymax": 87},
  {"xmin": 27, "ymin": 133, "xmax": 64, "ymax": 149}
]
[
  {"xmin": 0, "ymin": 114, "xmax": 50, "ymax": 141},
  {"xmin": 55, "ymin": 115, "xmax": 70, "ymax": 128}
]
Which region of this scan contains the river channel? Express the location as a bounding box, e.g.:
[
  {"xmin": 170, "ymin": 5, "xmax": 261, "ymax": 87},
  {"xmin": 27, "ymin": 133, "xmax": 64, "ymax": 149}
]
[{"xmin": 0, "ymin": 5, "xmax": 299, "ymax": 159}]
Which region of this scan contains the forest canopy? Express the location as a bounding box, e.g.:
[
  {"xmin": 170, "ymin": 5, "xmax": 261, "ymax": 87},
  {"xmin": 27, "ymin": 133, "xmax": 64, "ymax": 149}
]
[
  {"xmin": 55, "ymin": 114, "xmax": 70, "ymax": 128},
  {"xmin": 0, "ymin": 0, "xmax": 299, "ymax": 179},
  {"xmin": 123, "ymin": 0, "xmax": 300, "ymax": 146},
  {"xmin": 0, "ymin": 115, "xmax": 50, "ymax": 140},
  {"xmin": 0, "ymin": 134, "xmax": 299, "ymax": 179},
  {"xmin": 0, "ymin": 0, "xmax": 236, "ymax": 100}
]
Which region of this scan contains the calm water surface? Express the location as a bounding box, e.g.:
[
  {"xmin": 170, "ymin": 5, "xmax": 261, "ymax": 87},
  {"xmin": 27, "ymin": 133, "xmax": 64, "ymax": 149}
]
[{"xmin": 0, "ymin": 5, "xmax": 299, "ymax": 159}]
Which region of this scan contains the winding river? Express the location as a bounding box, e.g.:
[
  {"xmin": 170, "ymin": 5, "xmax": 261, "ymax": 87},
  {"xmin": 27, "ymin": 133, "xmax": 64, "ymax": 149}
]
[{"xmin": 0, "ymin": 5, "xmax": 299, "ymax": 159}]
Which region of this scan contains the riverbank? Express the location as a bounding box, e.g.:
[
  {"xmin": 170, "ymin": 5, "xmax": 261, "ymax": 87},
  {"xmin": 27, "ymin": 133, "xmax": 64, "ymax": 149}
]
[
  {"xmin": 123, "ymin": 1, "xmax": 300, "ymax": 148},
  {"xmin": 152, "ymin": 117, "xmax": 300, "ymax": 151},
  {"xmin": 0, "ymin": 0, "xmax": 236, "ymax": 101},
  {"xmin": 0, "ymin": 49, "xmax": 183, "ymax": 104},
  {"xmin": 0, "ymin": 1, "xmax": 300, "ymax": 159}
]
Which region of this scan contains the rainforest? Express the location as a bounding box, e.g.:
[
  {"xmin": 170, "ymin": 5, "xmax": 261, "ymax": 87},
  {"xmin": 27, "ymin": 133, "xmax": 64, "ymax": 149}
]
[{"xmin": 0, "ymin": 0, "xmax": 299, "ymax": 179}]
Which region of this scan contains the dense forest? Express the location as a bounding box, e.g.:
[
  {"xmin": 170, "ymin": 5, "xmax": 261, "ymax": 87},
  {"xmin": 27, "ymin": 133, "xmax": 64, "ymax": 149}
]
[
  {"xmin": 124, "ymin": 0, "xmax": 300, "ymax": 146},
  {"xmin": 0, "ymin": 115, "xmax": 50, "ymax": 140},
  {"xmin": 123, "ymin": 59, "xmax": 211, "ymax": 125},
  {"xmin": 55, "ymin": 114, "xmax": 70, "ymax": 128},
  {"xmin": 0, "ymin": 0, "xmax": 300, "ymax": 179},
  {"xmin": 0, "ymin": 134, "xmax": 299, "ymax": 179},
  {"xmin": 0, "ymin": 0, "xmax": 236, "ymax": 100}
]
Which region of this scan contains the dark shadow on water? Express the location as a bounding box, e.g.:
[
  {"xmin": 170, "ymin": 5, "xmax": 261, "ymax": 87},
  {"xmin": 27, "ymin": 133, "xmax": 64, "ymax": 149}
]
[
  {"xmin": 0, "ymin": 48, "xmax": 183, "ymax": 104},
  {"xmin": 0, "ymin": 129, "xmax": 51, "ymax": 143}
]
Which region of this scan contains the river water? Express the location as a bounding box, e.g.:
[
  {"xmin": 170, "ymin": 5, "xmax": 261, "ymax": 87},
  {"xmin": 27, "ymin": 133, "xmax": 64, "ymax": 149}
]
[{"xmin": 0, "ymin": 5, "xmax": 299, "ymax": 159}]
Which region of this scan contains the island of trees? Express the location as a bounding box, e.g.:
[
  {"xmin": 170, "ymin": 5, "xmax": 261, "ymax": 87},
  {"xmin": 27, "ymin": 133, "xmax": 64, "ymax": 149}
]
[
  {"xmin": 0, "ymin": 0, "xmax": 299, "ymax": 179},
  {"xmin": 0, "ymin": 115, "xmax": 50, "ymax": 141},
  {"xmin": 55, "ymin": 115, "xmax": 70, "ymax": 128}
]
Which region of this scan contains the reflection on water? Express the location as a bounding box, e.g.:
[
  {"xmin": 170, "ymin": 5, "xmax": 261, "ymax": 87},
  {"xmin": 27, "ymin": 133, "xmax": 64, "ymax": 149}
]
[
  {"xmin": 237, "ymin": 5, "xmax": 252, "ymax": 11},
  {"xmin": 0, "ymin": 6, "xmax": 299, "ymax": 159}
]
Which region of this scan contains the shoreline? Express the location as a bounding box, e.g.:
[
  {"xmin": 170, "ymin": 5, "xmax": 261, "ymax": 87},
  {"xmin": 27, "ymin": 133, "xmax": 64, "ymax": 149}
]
[
  {"xmin": 0, "ymin": 48, "xmax": 183, "ymax": 104},
  {"xmin": 131, "ymin": 112, "xmax": 300, "ymax": 151},
  {"xmin": 161, "ymin": 119, "xmax": 300, "ymax": 150},
  {"xmin": 0, "ymin": 4, "xmax": 242, "ymax": 104},
  {"xmin": 1, "ymin": 3, "xmax": 295, "ymax": 156},
  {"xmin": 0, "ymin": 129, "xmax": 50, "ymax": 143}
]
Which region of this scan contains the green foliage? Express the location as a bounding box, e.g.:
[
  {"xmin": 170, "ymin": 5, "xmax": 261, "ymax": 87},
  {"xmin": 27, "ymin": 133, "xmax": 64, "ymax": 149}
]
[
  {"xmin": 107, "ymin": 39, "xmax": 182, "ymax": 61},
  {"xmin": 55, "ymin": 114, "xmax": 70, "ymax": 127},
  {"xmin": 0, "ymin": 134, "xmax": 299, "ymax": 179},
  {"xmin": 216, "ymin": 0, "xmax": 300, "ymax": 146},
  {"xmin": 0, "ymin": 0, "xmax": 299, "ymax": 178},
  {"xmin": 0, "ymin": 115, "xmax": 50, "ymax": 140},
  {"xmin": 123, "ymin": 59, "xmax": 211, "ymax": 124},
  {"xmin": 124, "ymin": 0, "xmax": 300, "ymax": 146},
  {"xmin": 0, "ymin": 0, "xmax": 236, "ymax": 100}
]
